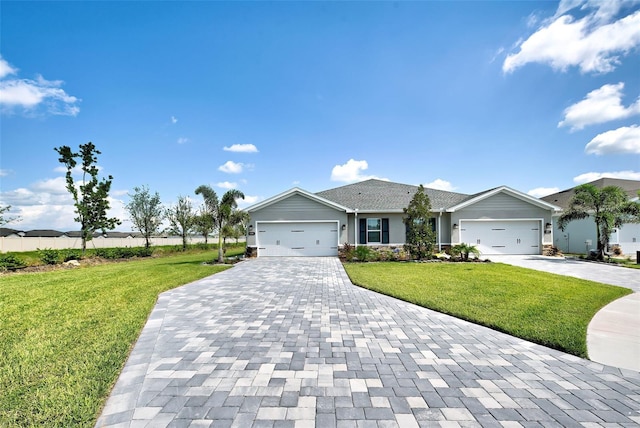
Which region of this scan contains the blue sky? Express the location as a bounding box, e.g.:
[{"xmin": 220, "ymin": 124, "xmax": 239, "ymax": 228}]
[{"xmin": 1, "ymin": 0, "xmax": 639, "ymax": 231}]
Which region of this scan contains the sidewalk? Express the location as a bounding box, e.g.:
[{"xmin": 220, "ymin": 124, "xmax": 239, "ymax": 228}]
[{"xmin": 588, "ymin": 293, "xmax": 640, "ymax": 372}]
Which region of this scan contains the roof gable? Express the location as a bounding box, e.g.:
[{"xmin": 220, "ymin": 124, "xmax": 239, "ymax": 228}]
[
  {"xmin": 448, "ymin": 186, "xmax": 561, "ymax": 212},
  {"xmin": 315, "ymin": 179, "xmax": 469, "ymax": 212},
  {"xmin": 246, "ymin": 187, "xmax": 350, "ymax": 213}
]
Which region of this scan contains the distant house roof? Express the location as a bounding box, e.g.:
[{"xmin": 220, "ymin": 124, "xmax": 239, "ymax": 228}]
[
  {"xmin": 315, "ymin": 179, "xmax": 470, "ymax": 212},
  {"xmin": 23, "ymin": 229, "xmax": 66, "ymax": 238},
  {"xmin": 541, "ymin": 178, "xmax": 640, "ymax": 210},
  {"xmin": 0, "ymin": 228, "xmax": 24, "ymax": 237}
]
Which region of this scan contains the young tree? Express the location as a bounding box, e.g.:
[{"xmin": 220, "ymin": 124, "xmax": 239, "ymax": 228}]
[
  {"xmin": 54, "ymin": 142, "xmax": 121, "ymax": 253},
  {"xmin": 229, "ymin": 210, "xmax": 250, "ymax": 244},
  {"xmin": 558, "ymin": 184, "xmax": 639, "ymax": 260},
  {"xmin": 193, "ymin": 210, "xmax": 215, "ymax": 244},
  {"xmin": 403, "ymin": 185, "xmax": 436, "ymax": 260},
  {"xmin": 125, "ymin": 185, "xmax": 165, "ymax": 249},
  {"xmin": 166, "ymin": 196, "xmax": 195, "ymax": 251}
]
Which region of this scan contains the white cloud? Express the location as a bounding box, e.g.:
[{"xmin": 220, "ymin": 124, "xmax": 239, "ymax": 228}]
[
  {"xmin": 0, "ymin": 67, "xmax": 81, "ymax": 116},
  {"xmin": 216, "ymin": 181, "xmax": 238, "ymax": 189},
  {"xmin": 503, "ymin": 6, "xmax": 640, "ymax": 74},
  {"xmin": 238, "ymin": 195, "xmax": 260, "ymax": 206},
  {"xmin": 0, "ymin": 175, "xmax": 127, "ymax": 231},
  {"xmin": 330, "ymin": 159, "xmax": 386, "ymax": 183},
  {"xmin": 585, "ymin": 125, "xmax": 640, "ymax": 155},
  {"xmin": 574, "ymin": 170, "xmax": 640, "ymax": 183},
  {"xmin": 218, "ymin": 161, "xmax": 244, "ymax": 174},
  {"xmin": 528, "ymin": 187, "xmax": 561, "ymax": 198},
  {"xmin": 171, "ymin": 116, "xmax": 178, "ymax": 124},
  {"xmin": 223, "ymin": 144, "xmax": 258, "ymax": 153},
  {"xmin": 177, "ymin": 137, "xmax": 189, "ymax": 144},
  {"xmin": 559, "ymin": 83, "xmax": 640, "ymax": 131},
  {"xmin": 0, "ymin": 169, "xmax": 12, "ymax": 177},
  {"xmin": 424, "ymin": 179, "xmax": 456, "ymax": 191},
  {"xmin": 0, "ymin": 56, "xmax": 17, "ymax": 79}
]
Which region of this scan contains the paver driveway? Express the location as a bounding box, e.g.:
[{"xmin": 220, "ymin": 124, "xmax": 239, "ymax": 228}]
[{"xmin": 96, "ymin": 258, "xmax": 640, "ymax": 428}]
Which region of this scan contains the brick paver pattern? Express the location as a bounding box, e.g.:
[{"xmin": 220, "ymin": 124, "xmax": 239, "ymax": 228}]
[{"xmin": 95, "ymin": 258, "xmax": 640, "ymax": 428}]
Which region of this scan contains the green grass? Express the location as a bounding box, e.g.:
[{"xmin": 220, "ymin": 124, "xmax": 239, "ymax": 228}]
[
  {"xmin": 0, "ymin": 247, "xmax": 243, "ymax": 427},
  {"xmin": 344, "ymin": 262, "xmax": 631, "ymax": 359}
]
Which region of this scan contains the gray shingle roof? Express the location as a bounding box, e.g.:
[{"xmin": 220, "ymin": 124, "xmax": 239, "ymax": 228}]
[
  {"xmin": 315, "ymin": 179, "xmax": 470, "ymax": 211},
  {"xmin": 541, "ymin": 178, "xmax": 640, "ymax": 210},
  {"xmin": 22, "ymin": 229, "xmax": 67, "ymax": 238}
]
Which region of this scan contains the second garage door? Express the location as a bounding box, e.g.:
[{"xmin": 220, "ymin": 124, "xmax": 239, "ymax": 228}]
[
  {"xmin": 257, "ymin": 221, "xmax": 339, "ymax": 257},
  {"xmin": 460, "ymin": 220, "xmax": 541, "ymax": 255}
]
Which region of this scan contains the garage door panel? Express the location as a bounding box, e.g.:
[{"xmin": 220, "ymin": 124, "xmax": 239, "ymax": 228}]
[
  {"xmin": 461, "ymin": 221, "xmax": 540, "ymax": 255},
  {"xmin": 258, "ymin": 222, "xmax": 338, "ymax": 257}
]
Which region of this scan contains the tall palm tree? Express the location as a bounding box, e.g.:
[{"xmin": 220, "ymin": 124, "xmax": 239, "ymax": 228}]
[
  {"xmin": 216, "ymin": 189, "xmax": 245, "ymax": 262},
  {"xmin": 558, "ymin": 184, "xmax": 638, "ymax": 260}
]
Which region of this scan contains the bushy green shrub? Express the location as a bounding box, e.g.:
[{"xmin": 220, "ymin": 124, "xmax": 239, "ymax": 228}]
[
  {"xmin": 38, "ymin": 248, "xmax": 61, "ymax": 265},
  {"xmin": 0, "ymin": 253, "xmax": 27, "ymax": 271},
  {"xmin": 62, "ymin": 249, "xmax": 82, "ymax": 262},
  {"xmin": 355, "ymin": 245, "xmax": 371, "ymax": 262},
  {"xmin": 95, "ymin": 247, "xmax": 153, "ymax": 260}
]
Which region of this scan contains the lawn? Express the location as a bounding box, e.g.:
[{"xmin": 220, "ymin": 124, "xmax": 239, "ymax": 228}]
[
  {"xmin": 0, "ymin": 247, "xmax": 242, "ymax": 427},
  {"xmin": 343, "ymin": 261, "xmax": 631, "ymax": 359}
]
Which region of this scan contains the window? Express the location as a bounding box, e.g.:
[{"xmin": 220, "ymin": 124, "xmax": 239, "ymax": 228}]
[
  {"xmin": 359, "ymin": 218, "xmax": 389, "ymax": 244},
  {"xmin": 367, "ymin": 218, "xmax": 381, "ymax": 243}
]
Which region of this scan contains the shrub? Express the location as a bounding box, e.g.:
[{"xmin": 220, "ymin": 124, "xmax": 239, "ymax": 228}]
[
  {"xmin": 341, "ymin": 243, "xmax": 355, "ymax": 261},
  {"xmin": 38, "ymin": 248, "xmax": 61, "ymax": 265},
  {"xmin": 0, "ymin": 253, "xmax": 27, "ymax": 271},
  {"xmin": 355, "ymin": 245, "xmax": 371, "ymax": 262},
  {"xmin": 62, "ymin": 249, "xmax": 82, "ymax": 262},
  {"xmin": 95, "ymin": 247, "xmax": 153, "ymax": 260}
]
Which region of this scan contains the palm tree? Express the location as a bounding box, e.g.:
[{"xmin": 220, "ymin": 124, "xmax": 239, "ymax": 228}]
[
  {"xmin": 450, "ymin": 243, "xmax": 480, "ymax": 261},
  {"xmin": 558, "ymin": 184, "xmax": 639, "ymax": 261},
  {"xmin": 195, "ymin": 185, "xmax": 245, "ymax": 263}
]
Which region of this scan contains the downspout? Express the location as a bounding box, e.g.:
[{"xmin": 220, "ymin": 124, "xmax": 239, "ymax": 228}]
[
  {"xmin": 354, "ymin": 209, "xmax": 358, "ymax": 249},
  {"xmin": 438, "ymin": 208, "xmax": 443, "ymax": 252}
]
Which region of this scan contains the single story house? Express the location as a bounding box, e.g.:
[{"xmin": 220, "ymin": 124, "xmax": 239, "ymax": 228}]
[
  {"xmin": 246, "ymin": 179, "xmax": 561, "ymax": 257},
  {"xmin": 541, "ymin": 178, "xmax": 640, "ymax": 256}
]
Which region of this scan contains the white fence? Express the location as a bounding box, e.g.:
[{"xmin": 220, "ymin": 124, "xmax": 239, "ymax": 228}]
[{"xmin": 0, "ymin": 236, "xmax": 235, "ymax": 253}]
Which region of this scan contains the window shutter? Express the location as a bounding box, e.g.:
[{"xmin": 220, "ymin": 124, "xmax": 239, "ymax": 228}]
[
  {"xmin": 359, "ymin": 218, "xmax": 366, "ymax": 244},
  {"xmin": 382, "ymin": 218, "xmax": 389, "ymax": 244}
]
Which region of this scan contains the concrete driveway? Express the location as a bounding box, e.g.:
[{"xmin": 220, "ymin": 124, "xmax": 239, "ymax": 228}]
[
  {"xmin": 96, "ymin": 258, "xmax": 640, "ymax": 427},
  {"xmin": 488, "ymin": 255, "xmax": 639, "ymax": 292}
]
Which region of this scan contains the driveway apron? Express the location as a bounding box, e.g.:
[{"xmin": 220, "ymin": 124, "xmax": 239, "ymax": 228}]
[{"xmin": 96, "ymin": 258, "xmax": 640, "ymax": 428}]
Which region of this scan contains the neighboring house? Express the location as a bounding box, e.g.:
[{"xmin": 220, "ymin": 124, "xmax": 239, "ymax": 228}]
[
  {"xmin": 542, "ymin": 178, "xmax": 640, "ymax": 256},
  {"xmin": 0, "ymin": 228, "xmax": 25, "ymax": 238},
  {"xmin": 246, "ymin": 179, "xmax": 560, "ymax": 257},
  {"xmin": 22, "ymin": 229, "xmax": 67, "ymax": 238}
]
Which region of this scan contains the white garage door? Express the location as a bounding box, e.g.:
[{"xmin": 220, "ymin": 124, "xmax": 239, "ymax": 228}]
[
  {"xmin": 461, "ymin": 220, "xmax": 540, "ymax": 255},
  {"xmin": 257, "ymin": 221, "xmax": 339, "ymax": 257}
]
